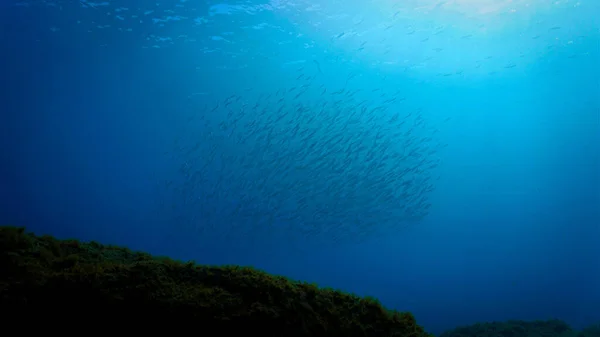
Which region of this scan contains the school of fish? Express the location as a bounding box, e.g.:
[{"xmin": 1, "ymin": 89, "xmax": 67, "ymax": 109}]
[{"xmin": 159, "ymin": 68, "xmax": 444, "ymax": 246}]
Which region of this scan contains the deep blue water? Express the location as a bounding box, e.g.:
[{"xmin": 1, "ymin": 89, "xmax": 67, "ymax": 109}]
[{"xmin": 1, "ymin": 0, "xmax": 599, "ymax": 334}]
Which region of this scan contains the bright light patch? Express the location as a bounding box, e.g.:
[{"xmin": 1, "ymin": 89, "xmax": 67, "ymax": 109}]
[{"xmin": 409, "ymin": 0, "xmax": 528, "ymax": 16}]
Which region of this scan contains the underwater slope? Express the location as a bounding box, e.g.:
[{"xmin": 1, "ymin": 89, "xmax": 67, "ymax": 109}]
[{"xmin": 0, "ymin": 226, "xmax": 431, "ymax": 336}]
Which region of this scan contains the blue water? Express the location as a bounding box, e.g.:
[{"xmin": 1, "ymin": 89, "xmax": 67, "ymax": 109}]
[{"xmin": 1, "ymin": 0, "xmax": 599, "ymax": 334}]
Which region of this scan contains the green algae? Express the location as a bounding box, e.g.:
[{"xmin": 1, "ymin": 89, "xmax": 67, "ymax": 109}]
[
  {"xmin": 438, "ymin": 319, "xmax": 600, "ymax": 337},
  {"xmin": 0, "ymin": 226, "xmax": 430, "ymax": 337}
]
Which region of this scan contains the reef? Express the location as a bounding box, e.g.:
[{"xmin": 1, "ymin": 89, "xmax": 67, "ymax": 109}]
[
  {"xmin": 580, "ymin": 323, "xmax": 600, "ymax": 337},
  {"xmin": 0, "ymin": 226, "xmax": 430, "ymax": 337},
  {"xmin": 438, "ymin": 319, "xmax": 600, "ymax": 337}
]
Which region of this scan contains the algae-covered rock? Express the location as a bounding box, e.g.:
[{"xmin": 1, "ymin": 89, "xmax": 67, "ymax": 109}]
[
  {"xmin": 438, "ymin": 319, "xmax": 573, "ymax": 337},
  {"xmin": 579, "ymin": 323, "xmax": 600, "ymax": 337},
  {"xmin": 0, "ymin": 226, "xmax": 430, "ymax": 337}
]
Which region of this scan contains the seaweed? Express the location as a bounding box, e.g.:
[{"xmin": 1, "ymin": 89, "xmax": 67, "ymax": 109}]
[
  {"xmin": 0, "ymin": 226, "xmax": 431, "ymax": 337},
  {"xmin": 438, "ymin": 319, "xmax": 575, "ymax": 337},
  {"xmin": 578, "ymin": 323, "xmax": 600, "ymax": 337}
]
